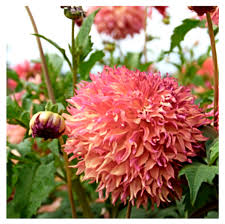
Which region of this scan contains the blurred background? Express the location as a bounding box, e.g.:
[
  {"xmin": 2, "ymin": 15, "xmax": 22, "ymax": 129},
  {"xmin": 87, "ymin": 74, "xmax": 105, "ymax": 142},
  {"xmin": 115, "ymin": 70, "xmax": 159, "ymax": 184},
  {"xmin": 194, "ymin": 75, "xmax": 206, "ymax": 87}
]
[{"xmin": 6, "ymin": 5, "xmax": 210, "ymax": 75}]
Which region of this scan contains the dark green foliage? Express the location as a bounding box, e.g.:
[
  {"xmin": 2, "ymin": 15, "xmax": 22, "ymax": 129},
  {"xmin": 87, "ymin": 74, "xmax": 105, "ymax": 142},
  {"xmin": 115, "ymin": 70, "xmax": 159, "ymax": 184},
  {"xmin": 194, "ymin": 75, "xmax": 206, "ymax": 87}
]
[{"xmin": 179, "ymin": 163, "xmax": 218, "ymax": 205}]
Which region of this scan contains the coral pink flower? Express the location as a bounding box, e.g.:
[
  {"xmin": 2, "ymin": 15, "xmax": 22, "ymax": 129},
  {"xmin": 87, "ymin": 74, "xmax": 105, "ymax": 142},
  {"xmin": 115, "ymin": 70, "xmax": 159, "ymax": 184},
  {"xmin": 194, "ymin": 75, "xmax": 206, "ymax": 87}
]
[
  {"xmin": 87, "ymin": 7, "xmax": 145, "ymax": 40},
  {"xmin": 7, "ymin": 124, "xmax": 26, "ymax": 144},
  {"xmin": 197, "ymin": 57, "xmax": 214, "ymax": 79},
  {"xmin": 8, "ymin": 60, "xmax": 42, "ymax": 90},
  {"xmin": 64, "ymin": 66, "xmax": 209, "ymax": 208}
]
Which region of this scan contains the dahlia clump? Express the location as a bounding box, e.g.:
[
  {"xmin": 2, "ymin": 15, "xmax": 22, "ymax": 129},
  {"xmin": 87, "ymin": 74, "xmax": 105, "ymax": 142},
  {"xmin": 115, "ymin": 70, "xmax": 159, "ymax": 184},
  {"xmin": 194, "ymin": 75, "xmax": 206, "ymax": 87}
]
[
  {"xmin": 87, "ymin": 7, "xmax": 145, "ymax": 40},
  {"xmin": 64, "ymin": 66, "xmax": 209, "ymax": 208}
]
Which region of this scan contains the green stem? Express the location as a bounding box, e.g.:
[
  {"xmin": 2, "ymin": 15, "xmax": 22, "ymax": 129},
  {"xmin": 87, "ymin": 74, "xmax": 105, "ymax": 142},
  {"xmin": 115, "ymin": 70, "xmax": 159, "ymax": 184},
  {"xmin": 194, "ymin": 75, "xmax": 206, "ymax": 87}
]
[
  {"xmin": 126, "ymin": 200, "xmax": 132, "ymax": 218},
  {"xmin": 25, "ymin": 6, "xmax": 56, "ymax": 103},
  {"xmin": 72, "ymin": 178, "xmax": 94, "ymax": 217},
  {"xmin": 71, "ymin": 20, "xmax": 77, "ymax": 93},
  {"xmin": 143, "ymin": 7, "xmax": 148, "ymax": 63},
  {"xmin": 59, "ymin": 137, "xmax": 77, "ymax": 218},
  {"xmin": 206, "ymin": 12, "xmax": 219, "ymax": 128}
]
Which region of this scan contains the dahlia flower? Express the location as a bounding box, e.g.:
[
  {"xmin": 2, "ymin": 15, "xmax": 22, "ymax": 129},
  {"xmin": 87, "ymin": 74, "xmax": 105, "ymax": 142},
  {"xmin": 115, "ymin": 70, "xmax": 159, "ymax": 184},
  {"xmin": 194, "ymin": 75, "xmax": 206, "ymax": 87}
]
[
  {"xmin": 7, "ymin": 124, "xmax": 26, "ymax": 144},
  {"xmin": 197, "ymin": 57, "xmax": 214, "ymax": 79},
  {"xmin": 87, "ymin": 7, "xmax": 145, "ymax": 40},
  {"xmin": 64, "ymin": 66, "xmax": 208, "ymax": 208},
  {"xmin": 8, "ymin": 60, "xmax": 41, "ymax": 90}
]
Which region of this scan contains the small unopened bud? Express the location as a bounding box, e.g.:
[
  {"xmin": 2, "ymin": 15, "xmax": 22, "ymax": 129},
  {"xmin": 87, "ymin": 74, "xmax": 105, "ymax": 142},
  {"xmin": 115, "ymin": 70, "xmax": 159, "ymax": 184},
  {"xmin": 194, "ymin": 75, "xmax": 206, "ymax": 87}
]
[
  {"xmin": 61, "ymin": 6, "xmax": 86, "ymax": 26},
  {"xmin": 104, "ymin": 43, "xmax": 115, "ymax": 52},
  {"xmin": 188, "ymin": 6, "xmax": 217, "ymax": 16},
  {"xmin": 29, "ymin": 111, "xmax": 65, "ymax": 139},
  {"xmin": 163, "ymin": 15, "xmax": 170, "ymax": 25}
]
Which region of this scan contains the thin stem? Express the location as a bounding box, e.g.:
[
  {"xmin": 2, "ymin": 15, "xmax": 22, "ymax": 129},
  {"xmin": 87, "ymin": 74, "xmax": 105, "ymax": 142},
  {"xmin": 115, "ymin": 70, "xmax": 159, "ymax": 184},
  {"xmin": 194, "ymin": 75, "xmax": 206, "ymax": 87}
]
[
  {"xmin": 125, "ymin": 200, "xmax": 132, "ymax": 218},
  {"xmin": 143, "ymin": 7, "xmax": 148, "ymax": 63},
  {"xmin": 59, "ymin": 137, "xmax": 77, "ymax": 218},
  {"xmin": 72, "ymin": 178, "xmax": 93, "ymax": 217},
  {"xmin": 25, "ymin": 6, "xmax": 56, "ymax": 103},
  {"xmin": 206, "ymin": 12, "xmax": 219, "ymax": 127},
  {"xmin": 71, "ymin": 20, "xmax": 77, "ymax": 93}
]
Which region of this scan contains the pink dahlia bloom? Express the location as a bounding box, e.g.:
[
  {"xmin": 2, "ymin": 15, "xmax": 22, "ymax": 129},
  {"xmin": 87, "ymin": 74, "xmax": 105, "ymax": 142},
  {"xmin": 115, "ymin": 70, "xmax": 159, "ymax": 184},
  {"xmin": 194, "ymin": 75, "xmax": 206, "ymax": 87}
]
[
  {"xmin": 7, "ymin": 124, "xmax": 26, "ymax": 144},
  {"xmin": 64, "ymin": 66, "xmax": 209, "ymax": 208},
  {"xmin": 87, "ymin": 7, "xmax": 145, "ymax": 40},
  {"xmin": 8, "ymin": 60, "xmax": 42, "ymax": 90},
  {"xmin": 197, "ymin": 57, "xmax": 214, "ymax": 79}
]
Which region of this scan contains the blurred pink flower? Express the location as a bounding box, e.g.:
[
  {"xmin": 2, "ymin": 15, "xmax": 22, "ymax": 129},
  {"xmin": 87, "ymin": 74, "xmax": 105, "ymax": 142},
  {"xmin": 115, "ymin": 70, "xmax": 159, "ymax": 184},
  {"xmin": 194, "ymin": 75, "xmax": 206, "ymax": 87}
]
[
  {"xmin": 64, "ymin": 66, "xmax": 209, "ymax": 208},
  {"xmin": 8, "ymin": 60, "xmax": 42, "ymax": 90},
  {"xmin": 211, "ymin": 7, "xmax": 219, "ymax": 25},
  {"xmin": 87, "ymin": 7, "xmax": 145, "ymax": 40},
  {"xmin": 198, "ymin": 7, "xmax": 219, "ymax": 26},
  {"xmin": 7, "ymin": 124, "xmax": 26, "ymax": 144},
  {"xmin": 197, "ymin": 57, "xmax": 214, "ymax": 79},
  {"xmin": 153, "ymin": 6, "xmax": 168, "ymax": 18}
]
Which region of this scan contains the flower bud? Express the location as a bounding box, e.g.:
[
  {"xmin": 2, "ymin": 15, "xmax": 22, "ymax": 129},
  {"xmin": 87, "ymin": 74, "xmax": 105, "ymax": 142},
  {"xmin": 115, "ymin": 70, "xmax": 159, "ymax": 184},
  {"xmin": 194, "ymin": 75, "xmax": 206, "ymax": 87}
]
[
  {"xmin": 162, "ymin": 15, "xmax": 170, "ymax": 25},
  {"xmin": 61, "ymin": 6, "xmax": 86, "ymax": 26},
  {"xmin": 29, "ymin": 111, "xmax": 65, "ymax": 139},
  {"xmin": 188, "ymin": 6, "xmax": 217, "ymax": 16},
  {"xmin": 103, "ymin": 42, "xmax": 115, "ymax": 52}
]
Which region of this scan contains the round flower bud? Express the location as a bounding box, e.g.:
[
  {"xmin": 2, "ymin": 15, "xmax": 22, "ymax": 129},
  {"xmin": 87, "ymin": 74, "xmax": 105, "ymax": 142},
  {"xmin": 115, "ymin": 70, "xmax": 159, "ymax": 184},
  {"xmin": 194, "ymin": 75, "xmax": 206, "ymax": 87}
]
[
  {"xmin": 61, "ymin": 6, "xmax": 86, "ymax": 25},
  {"xmin": 188, "ymin": 6, "xmax": 217, "ymax": 16},
  {"xmin": 29, "ymin": 111, "xmax": 65, "ymax": 139}
]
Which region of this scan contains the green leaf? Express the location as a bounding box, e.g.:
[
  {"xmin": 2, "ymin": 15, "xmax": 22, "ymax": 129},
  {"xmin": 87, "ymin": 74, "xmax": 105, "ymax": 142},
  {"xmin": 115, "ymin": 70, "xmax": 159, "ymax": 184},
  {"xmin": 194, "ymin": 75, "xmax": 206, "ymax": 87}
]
[
  {"xmin": 7, "ymin": 68, "xmax": 20, "ymax": 82},
  {"xmin": 124, "ymin": 52, "xmax": 141, "ymax": 70},
  {"xmin": 7, "ymin": 163, "xmax": 39, "ymax": 218},
  {"xmin": 22, "ymin": 97, "xmax": 33, "ymax": 111},
  {"xmin": 179, "ymin": 163, "xmax": 218, "ymax": 205},
  {"xmin": 25, "ymin": 161, "xmax": 56, "ymax": 217},
  {"xmin": 45, "ymin": 101, "xmax": 65, "ymax": 114},
  {"xmin": 205, "ymin": 211, "xmax": 218, "ymax": 218},
  {"xmin": 79, "ymin": 50, "xmax": 104, "ymax": 80},
  {"xmin": 8, "ymin": 138, "xmax": 32, "ymax": 157},
  {"xmin": 33, "ymin": 34, "xmax": 72, "ymax": 69},
  {"xmin": 48, "ymin": 139, "xmax": 60, "ymax": 157},
  {"xmin": 46, "ymin": 53, "xmax": 63, "ymax": 74},
  {"xmin": 170, "ymin": 19, "xmax": 202, "ymax": 51},
  {"xmin": 32, "ymin": 103, "xmax": 45, "ymax": 115},
  {"xmin": 139, "ymin": 62, "xmax": 152, "ymax": 72},
  {"xmin": 75, "ymin": 9, "xmax": 99, "ymax": 60},
  {"xmin": 7, "ymin": 96, "xmax": 29, "ymax": 128},
  {"xmin": 208, "ymin": 138, "xmax": 219, "ymax": 165},
  {"xmin": 118, "ymin": 207, "xmax": 148, "ymax": 218},
  {"xmin": 7, "ymin": 160, "xmax": 56, "ymax": 218}
]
